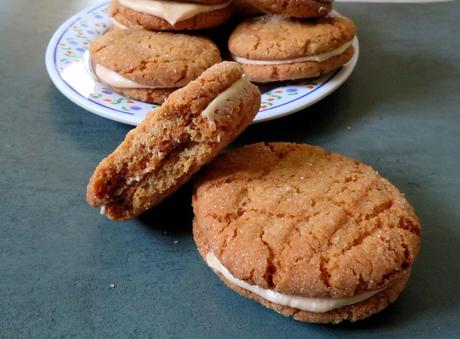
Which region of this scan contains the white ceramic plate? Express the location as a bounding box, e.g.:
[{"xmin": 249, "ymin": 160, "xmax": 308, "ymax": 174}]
[{"xmin": 45, "ymin": 1, "xmax": 359, "ymax": 125}]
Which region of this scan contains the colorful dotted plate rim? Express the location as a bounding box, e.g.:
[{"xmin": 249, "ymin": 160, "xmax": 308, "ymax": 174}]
[{"xmin": 45, "ymin": 1, "xmax": 359, "ymax": 126}]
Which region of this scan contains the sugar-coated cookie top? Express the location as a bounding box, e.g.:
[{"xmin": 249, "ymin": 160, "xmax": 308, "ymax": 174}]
[
  {"xmin": 90, "ymin": 29, "xmax": 221, "ymax": 87},
  {"xmin": 193, "ymin": 142, "xmax": 420, "ymax": 298},
  {"xmin": 229, "ymin": 15, "xmax": 356, "ymax": 60}
]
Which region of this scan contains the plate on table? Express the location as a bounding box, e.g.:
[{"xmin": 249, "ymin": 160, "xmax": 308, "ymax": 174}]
[{"xmin": 45, "ymin": 1, "xmax": 359, "ymax": 125}]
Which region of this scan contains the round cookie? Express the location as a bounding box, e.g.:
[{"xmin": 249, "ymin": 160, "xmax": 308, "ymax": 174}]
[
  {"xmin": 248, "ymin": 0, "xmax": 332, "ymax": 18},
  {"xmin": 86, "ymin": 62, "xmax": 261, "ymax": 220},
  {"xmin": 228, "ymin": 15, "xmax": 356, "ymax": 83},
  {"xmin": 90, "ymin": 29, "xmax": 221, "ymax": 104},
  {"xmin": 193, "ymin": 142, "xmax": 421, "ymax": 323},
  {"xmin": 110, "ymin": 0, "xmax": 232, "ymax": 31}
]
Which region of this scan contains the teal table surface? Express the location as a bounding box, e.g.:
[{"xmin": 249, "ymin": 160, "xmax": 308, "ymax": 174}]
[{"xmin": 1, "ymin": 0, "xmax": 459, "ymax": 337}]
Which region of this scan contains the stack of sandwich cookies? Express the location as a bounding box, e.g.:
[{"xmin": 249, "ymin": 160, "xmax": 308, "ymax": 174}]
[
  {"xmin": 193, "ymin": 142, "xmax": 421, "ymax": 323},
  {"xmin": 110, "ymin": 0, "xmax": 232, "ymax": 30},
  {"xmin": 90, "ymin": 29, "xmax": 222, "ymax": 103},
  {"xmin": 229, "ymin": 15, "xmax": 356, "ymax": 82},
  {"xmin": 86, "ymin": 62, "xmax": 261, "ymax": 220}
]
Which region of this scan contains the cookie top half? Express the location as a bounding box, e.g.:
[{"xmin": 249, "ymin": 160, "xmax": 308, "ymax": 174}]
[
  {"xmin": 193, "ymin": 143, "xmax": 421, "ymax": 298},
  {"xmin": 90, "ymin": 29, "xmax": 221, "ymax": 88},
  {"xmin": 229, "ymin": 15, "xmax": 356, "ymax": 60}
]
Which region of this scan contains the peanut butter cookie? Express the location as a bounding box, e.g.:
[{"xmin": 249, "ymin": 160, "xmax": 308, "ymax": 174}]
[
  {"xmin": 86, "ymin": 62, "xmax": 261, "ymax": 220},
  {"xmin": 193, "ymin": 142, "xmax": 421, "ymax": 323},
  {"xmin": 90, "ymin": 29, "xmax": 221, "ymax": 103},
  {"xmin": 229, "ymin": 15, "xmax": 356, "ymax": 82}
]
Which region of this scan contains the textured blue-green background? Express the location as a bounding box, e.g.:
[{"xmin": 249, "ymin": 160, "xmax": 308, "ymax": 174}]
[{"xmin": 1, "ymin": 0, "xmax": 459, "ymax": 337}]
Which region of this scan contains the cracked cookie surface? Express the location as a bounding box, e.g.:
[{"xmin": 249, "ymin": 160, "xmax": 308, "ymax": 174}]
[
  {"xmin": 229, "ymin": 15, "xmax": 356, "ymax": 60},
  {"xmin": 193, "ymin": 142, "xmax": 420, "ymax": 321},
  {"xmin": 90, "ymin": 29, "xmax": 221, "ymax": 88},
  {"xmin": 228, "ymin": 15, "xmax": 356, "ymax": 82}
]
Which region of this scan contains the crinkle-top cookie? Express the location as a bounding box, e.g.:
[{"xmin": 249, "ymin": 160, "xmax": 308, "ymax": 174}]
[
  {"xmin": 90, "ymin": 29, "xmax": 221, "ymax": 103},
  {"xmin": 229, "ymin": 15, "xmax": 356, "ymax": 82},
  {"xmin": 193, "ymin": 142, "xmax": 421, "ymax": 323}
]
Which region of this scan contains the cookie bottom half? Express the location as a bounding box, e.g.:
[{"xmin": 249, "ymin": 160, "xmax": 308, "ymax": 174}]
[
  {"xmin": 217, "ymin": 268, "xmax": 411, "ymax": 323},
  {"xmin": 240, "ymin": 46, "xmax": 354, "ymax": 83},
  {"xmin": 109, "ymin": 86, "xmax": 176, "ymax": 104}
]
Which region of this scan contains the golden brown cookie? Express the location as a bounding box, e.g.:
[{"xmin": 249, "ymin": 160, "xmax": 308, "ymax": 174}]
[
  {"xmin": 193, "ymin": 142, "xmax": 421, "ymax": 323},
  {"xmin": 248, "ymin": 0, "xmax": 332, "ymax": 18},
  {"xmin": 110, "ymin": 0, "xmax": 232, "ymax": 31},
  {"xmin": 86, "ymin": 62, "xmax": 261, "ymax": 220},
  {"xmin": 228, "ymin": 15, "xmax": 356, "ymax": 83},
  {"xmin": 90, "ymin": 29, "xmax": 221, "ymax": 104}
]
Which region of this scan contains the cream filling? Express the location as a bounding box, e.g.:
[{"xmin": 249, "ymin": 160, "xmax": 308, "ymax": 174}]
[
  {"xmin": 119, "ymin": 0, "xmax": 231, "ymax": 25},
  {"xmin": 232, "ymin": 40, "xmax": 353, "ymax": 65},
  {"xmin": 95, "ymin": 64, "xmax": 172, "ymax": 89},
  {"xmin": 111, "ymin": 17, "xmax": 128, "ymax": 29},
  {"xmin": 201, "ymin": 75, "xmax": 250, "ymax": 121},
  {"xmin": 206, "ymin": 252, "xmax": 383, "ymax": 313}
]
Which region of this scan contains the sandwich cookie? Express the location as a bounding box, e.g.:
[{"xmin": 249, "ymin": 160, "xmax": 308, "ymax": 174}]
[
  {"xmin": 86, "ymin": 62, "xmax": 261, "ymax": 220},
  {"xmin": 228, "ymin": 15, "xmax": 356, "ymax": 83},
  {"xmin": 248, "ymin": 0, "xmax": 332, "ymax": 18},
  {"xmin": 90, "ymin": 29, "xmax": 221, "ymax": 104},
  {"xmin": 110, "ymin": 0, "xmax": 233, "ymax": 31},
  {"xmin": 193, "ymin": 142, "xmax": 421, "ymax": 323}
]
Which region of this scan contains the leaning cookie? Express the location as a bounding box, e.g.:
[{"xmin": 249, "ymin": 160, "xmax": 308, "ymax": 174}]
[
  {"xmin": 229, "ymin": 15, "xmax": 356, "ymax": 83},
  {"xmin": 110, "ymin": 0, "xmax": 232, "ymax": 31},
  {"xmin": 248, "ymin": 0, "xmax": 332, "ymax": 18},
  {"xmin": 87, "ymin": 62, "xmax": 261, "ymax": 220},
  {"xmin": 90, "ymin": 29, "xmax": 221, "ymax": 104},
  {"xmin": 193, "ymin": 142, "xmax": 421, "ymax": 323}
]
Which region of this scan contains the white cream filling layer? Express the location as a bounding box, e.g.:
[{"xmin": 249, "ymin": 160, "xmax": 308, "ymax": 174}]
[
  {"xmin": 232, "ymin": 40, "xmax": 353, "ymax": 65},
  {"xmin": 119, "ymin": 0, "xmax": 231, "ymax": 25},
  {"xmin": 201, "ymin": 75, "xmax": 250, "ymax": 121},
  {"xmin": 95, "ymin": 64, "xmax": 171, "ymax": 89},
  {"xmin": 206, "ymin": 252, "xmax": 383, "ymax": 313}
]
